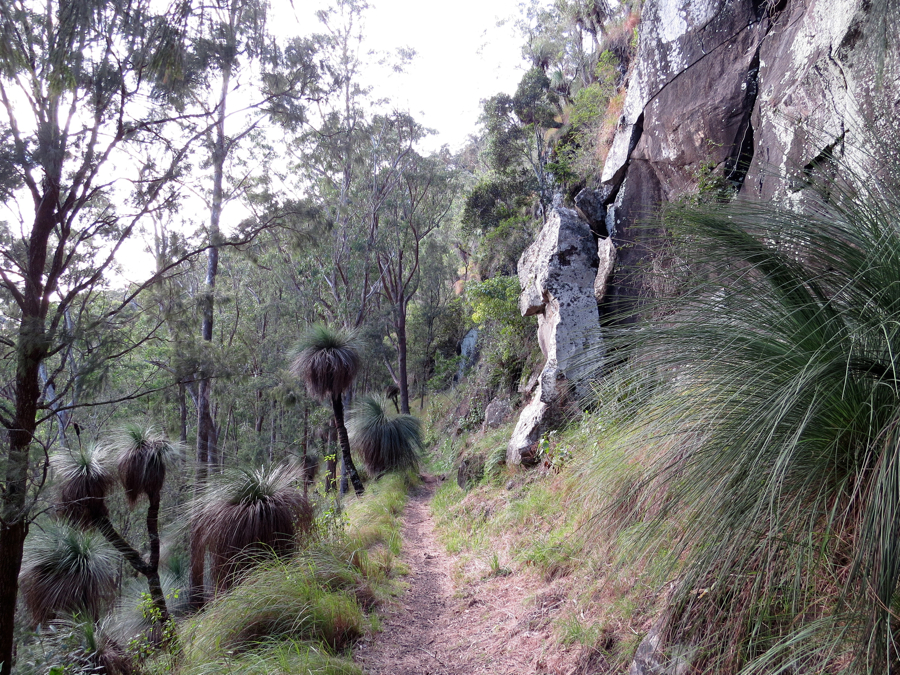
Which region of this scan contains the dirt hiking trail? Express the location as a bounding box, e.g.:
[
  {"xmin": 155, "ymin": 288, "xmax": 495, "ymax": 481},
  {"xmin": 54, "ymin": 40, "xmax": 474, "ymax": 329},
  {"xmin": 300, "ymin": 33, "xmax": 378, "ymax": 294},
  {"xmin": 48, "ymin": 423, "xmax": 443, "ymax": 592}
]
[{"xmin": 354, "ymin": 476, "xmax": 603, "ymax": 675}]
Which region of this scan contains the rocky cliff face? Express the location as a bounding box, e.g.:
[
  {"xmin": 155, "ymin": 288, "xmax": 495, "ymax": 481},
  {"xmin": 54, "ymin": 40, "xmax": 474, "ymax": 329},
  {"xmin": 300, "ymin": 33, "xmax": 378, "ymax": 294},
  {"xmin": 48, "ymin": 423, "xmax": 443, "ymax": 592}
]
[
  {"xmin": 589, "ymin": 0, "xmax": 900, "ymax": 318},
  {"xmin": 511, "ymin": 0, "xmax": 898, "ymax": 465},
  {"xmin": 508, "ymin": 207, "xmax": 601, "ymax": 465}
]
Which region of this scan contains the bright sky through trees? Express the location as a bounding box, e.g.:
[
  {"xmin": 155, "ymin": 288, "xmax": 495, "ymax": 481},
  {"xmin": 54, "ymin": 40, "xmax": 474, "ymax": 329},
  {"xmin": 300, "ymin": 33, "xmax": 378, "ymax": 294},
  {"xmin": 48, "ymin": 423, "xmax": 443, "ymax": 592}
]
[
  {"xmin": 273, "ymin": 0, "xmax": 526, "ymax": 151},
  {"xmin": 115, "ymin": 0, "xmax": 525, "ymax": 282}
]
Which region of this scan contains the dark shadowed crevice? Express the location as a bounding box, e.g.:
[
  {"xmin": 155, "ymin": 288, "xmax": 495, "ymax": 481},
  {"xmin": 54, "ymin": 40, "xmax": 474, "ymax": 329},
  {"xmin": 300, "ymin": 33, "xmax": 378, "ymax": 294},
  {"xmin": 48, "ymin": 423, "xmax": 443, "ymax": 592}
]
[{"xmin": 724, "ymin": 47, "xmax": 761, "ymax": 192}]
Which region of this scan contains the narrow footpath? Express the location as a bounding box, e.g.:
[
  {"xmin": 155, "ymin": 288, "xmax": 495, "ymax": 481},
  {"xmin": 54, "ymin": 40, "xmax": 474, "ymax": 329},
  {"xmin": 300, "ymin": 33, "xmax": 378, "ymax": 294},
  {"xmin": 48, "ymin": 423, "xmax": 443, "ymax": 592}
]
[{"xmin": 355, "ymin": 476, "xmax": 599, "ymax": 675}]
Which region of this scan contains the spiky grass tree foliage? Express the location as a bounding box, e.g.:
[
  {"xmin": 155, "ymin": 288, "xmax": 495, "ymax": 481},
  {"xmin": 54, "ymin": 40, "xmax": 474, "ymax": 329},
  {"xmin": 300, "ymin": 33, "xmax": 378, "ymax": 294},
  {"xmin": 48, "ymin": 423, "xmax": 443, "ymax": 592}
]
[
  {"xmin": 52, "ymin": 425, "xmax": 181, "ymax": 624},
  {"xmin": 46, "ymin": 615, "xmax": 136, "ymax": 675},
  {"xmin": 291, "ymin": 325, "xmax": 365, "ymax": 496},
  {"xmin": 348, "ymin": 396, "xmax": 422, "ymax": 476},
  {"xmin": 192, "ymin": 463, "xmax": 314, "ymax": 593},
  {"xmin": 116, "ymin": 423, "xmax": 180, "ymax": 507},
  {"xmin": 19, "ymin": 525, "xmax": 117, "ymax": 625},
  {"xmin": 592, "ymin": 154, "xmax": 900, "ymax": 673},
  {"xmin": 55, "ymin": 443, "xmax": 115, "ymax": 526}
]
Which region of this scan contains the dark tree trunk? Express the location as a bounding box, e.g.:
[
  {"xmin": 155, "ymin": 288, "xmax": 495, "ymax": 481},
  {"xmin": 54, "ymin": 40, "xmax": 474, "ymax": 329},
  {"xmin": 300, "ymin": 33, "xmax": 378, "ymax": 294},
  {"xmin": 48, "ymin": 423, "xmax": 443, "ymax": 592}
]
[
  {"xmin": 331, "ymin": 394, "xmax": 364, "ymax": 496},
  {"xmin": 146, "ymin": 492, "xmax": 168, "ymax": 621},
  {"xmin": 397, "ymin": 297, "xmax": 411, "ymax": 414},
  {"xmin": 0, "ymin": 194, "xmax": 57, "ymax": 675},
  {"xmin": 95, "ymin": 514, "xmax": 168, "ymax": 621},
  {"xmin": 190, "ymin": 55, "xmax": 230, "ymax": 609},
  {"xmin": 179, "ymin": 382, "xmax": 188, "ymax": 444},
  {"xmin": 189, "ymin": 379, "xmax": 211, "ymax": 609}
]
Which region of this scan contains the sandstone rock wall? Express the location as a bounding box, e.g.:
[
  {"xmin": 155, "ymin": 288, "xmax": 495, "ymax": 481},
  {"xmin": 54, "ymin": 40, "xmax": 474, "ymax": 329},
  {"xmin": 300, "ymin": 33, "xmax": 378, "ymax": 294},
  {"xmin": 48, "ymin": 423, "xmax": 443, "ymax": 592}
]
[
  {"xmin": 511, "ymin": 0, "xmax": 899, "ymax": 468},
  {"xmin": 586, "ymin": 0, "xmax": 900, "ymax": 318},
  {"xmin": 508, "ymin": 207, "xmax": 601, "ymax": 465}
]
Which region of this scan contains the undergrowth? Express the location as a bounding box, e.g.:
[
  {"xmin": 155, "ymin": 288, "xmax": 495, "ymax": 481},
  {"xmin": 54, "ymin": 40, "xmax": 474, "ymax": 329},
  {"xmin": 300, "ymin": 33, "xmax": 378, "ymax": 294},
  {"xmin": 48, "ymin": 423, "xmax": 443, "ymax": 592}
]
[
  {"xmin": 428, "ymin": 407, "xmax": 666, "ymax": 671},
  {"xmin": 150, "ymin": 471, "xmax": 415, "ymax": 675}
]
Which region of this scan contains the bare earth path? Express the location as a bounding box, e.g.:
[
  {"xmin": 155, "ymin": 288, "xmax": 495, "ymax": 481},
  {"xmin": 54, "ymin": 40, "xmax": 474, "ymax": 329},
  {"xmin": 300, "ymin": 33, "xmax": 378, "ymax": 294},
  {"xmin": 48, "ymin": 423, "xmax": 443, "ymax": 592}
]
[{"xmin": 355, "ymin": 476, "xmax": 596, "ymax": 675}]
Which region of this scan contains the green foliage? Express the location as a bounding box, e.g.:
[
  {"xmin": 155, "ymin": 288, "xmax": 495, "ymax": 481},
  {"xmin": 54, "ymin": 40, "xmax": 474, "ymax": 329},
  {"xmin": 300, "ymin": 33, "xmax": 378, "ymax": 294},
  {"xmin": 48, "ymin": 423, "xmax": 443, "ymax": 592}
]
[
  {"xmin": 466, "ymin": 276, "xmax": 537, "ymax": 392},
  {"xmin": 177, "ymin": 640, "xmax": 362, "ymax": 675},
  {"xmin": 513, "ymin": 68, "xmax": 561, "ymax": 128},
  {"xmin": 19, "ymin": 526, "xmax": 118, "ymax": 626},
  {"xmin": 182, "ymin": 557, "xmax": 366, "ymax": 661},
  {"xmin": 182, "ymin": 471, "xmax": 413, "ymax": 670},
  {"xmin": 127, "ymin": 592, "xmax": 179, "ymax": 667},
  {"xmin": 592, "ymin": 146, "xmax": 900, "ymax": 672},
  {"xmin": 347, "ymin": 397, "xmax": 422, "ymax": 475},
  {"xmin": 468, "ymin": 276, "xmax": 523, "ymax": 327},
  {"xmin": 479, "ymin": 216, "xmax": 537, "ymax": 277},
  {"xmin": 25, "ymin": 615, "xmax": 136, "ymax": 675},
  {"xmin": 461, "ymin": 175, "xmax": 530, "ymax": 234}
]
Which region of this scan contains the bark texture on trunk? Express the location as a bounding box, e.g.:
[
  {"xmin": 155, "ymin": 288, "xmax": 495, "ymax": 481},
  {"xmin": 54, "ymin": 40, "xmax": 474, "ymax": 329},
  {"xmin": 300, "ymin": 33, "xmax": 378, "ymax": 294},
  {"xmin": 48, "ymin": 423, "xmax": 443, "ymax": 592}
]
[
  {"xmin": 0, "ymin": 194, "xmax": 57, "ymax": 675},
  {"xmin": 397, "ymin": 298, "xmax": 411, "ymax": 414},
  {"xmin": 332, "ymin": 394, "xmax": 364, "ymax": 496}
]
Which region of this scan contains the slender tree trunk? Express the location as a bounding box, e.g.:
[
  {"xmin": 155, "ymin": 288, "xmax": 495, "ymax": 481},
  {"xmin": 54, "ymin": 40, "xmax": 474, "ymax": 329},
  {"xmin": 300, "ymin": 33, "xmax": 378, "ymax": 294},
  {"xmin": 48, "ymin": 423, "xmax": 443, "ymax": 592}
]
[
  {"xmin": 397, "ymin": 297, "xmax": 411, "ymax": 414},
  {"xmin": 179, "ymin": 382, "xmax": 188, "ymax": 444},
  {"xmin": 190, "ymin": 57, "xmax": 231, "ymax": 610},
  {"xmin": 145, "ymin": 493, "xmax": 168, "ymax": 622},
  {"xmin": 95, "ymin": 515, "xmax": 168, "ymax": 622},
  {"xmin": 331, "ymin": 394, "xmax": 364, "ymax": 496},
  {"xmin": 302, "ymin": 405, "xmax": 309, "ymax": 499},
  {"xmin": 323, "ymin": 426, "xmax": 337, "ymax": 493}
]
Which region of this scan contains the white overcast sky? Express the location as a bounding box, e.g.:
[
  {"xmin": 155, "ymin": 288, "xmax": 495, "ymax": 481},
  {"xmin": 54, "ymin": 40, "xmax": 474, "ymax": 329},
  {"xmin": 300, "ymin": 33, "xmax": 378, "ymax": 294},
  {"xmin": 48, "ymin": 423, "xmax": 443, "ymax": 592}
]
[
  {"xmin": 118, "ymin": 0, "xmax": 528, "ymax": 282},
  {"xmin": 273, "ymin": 0, "xmax": 528, "ymax": 151}
]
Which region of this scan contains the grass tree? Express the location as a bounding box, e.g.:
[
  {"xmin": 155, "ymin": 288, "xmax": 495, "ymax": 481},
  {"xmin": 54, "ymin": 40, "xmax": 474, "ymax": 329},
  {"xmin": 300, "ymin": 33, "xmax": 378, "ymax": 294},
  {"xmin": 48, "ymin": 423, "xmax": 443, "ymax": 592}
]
[
  {"xmin": 191, "ymin": 463, "xmax": 314, "ymax": 594},
  {"xmin": 591, "ymin": 148, "xmax": 900, "ymax": 673},
  {"xmin": 19, "ymin": 525, "xmax": 118, "ymax": 626},
  {"xmin": 55, "ymin": 426, "xmax": 181, "ymax": 623},
  {"xmin": 291, "ymin": 325, "xmax": 365, "ymax": 496},
  {"xmin": 348, "ymin": 396, "xmax": 422, "ymax": 476}
]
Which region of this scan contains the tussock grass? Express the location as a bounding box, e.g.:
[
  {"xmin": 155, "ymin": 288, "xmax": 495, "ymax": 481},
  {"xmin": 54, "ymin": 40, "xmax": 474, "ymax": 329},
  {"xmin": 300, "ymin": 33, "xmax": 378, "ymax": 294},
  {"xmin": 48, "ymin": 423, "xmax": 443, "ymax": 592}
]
[
  {"xmin": 183, "ymin": 556, "xmax": 366, "ymax": 662},
  {"xmin": 176, "ymin": 640, "xmax": 362, "ymax": 675},
  {"xmin": 572, "ymin": 141, "xmax": 900, "ymax": 673},
  {"xmin": 177, "ymin": 468, "xmax": 414, "ymax": 673}
]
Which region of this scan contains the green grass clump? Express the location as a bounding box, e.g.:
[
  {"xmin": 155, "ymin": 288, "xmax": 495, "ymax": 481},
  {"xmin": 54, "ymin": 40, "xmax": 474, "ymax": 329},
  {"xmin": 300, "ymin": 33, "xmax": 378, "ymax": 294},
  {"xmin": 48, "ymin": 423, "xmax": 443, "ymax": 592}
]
[
  {"xmin": 179, "ymin": 469, "xmax": 415, "ymax": 670},
  {"xmin": 575, "ymin": 143, "xmax": 900, "ymax": 672},
  {"xmin": 177, "ymin": 640, "xmax": 361, "ymax": 675},
  {"xmin": 183, "ymin": 557, "xmax": 365, "ymax": 662}
]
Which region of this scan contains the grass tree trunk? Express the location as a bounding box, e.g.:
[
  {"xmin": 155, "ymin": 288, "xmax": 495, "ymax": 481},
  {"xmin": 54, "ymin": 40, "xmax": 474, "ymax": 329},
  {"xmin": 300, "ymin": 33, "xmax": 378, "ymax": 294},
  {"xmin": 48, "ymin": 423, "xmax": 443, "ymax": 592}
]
[
  {"xmin": 325, "ymin": 424, "xmax": 338, "ymax": 492},
  {"xmin": 331, "ymin": 394, "xmax": 364, "ymax": 496},
  {"xmin": 146, "ymin": 491, "xmax": 167, "ymax": 621},
  {"xmin": 95, "ymin": 515, "xmax": 168, "ymax": 622}
]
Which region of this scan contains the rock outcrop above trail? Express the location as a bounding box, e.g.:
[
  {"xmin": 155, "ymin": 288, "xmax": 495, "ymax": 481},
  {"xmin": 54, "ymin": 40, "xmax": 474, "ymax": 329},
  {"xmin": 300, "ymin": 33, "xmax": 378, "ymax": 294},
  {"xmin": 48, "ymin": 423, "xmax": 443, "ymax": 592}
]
[
  {"xmin": 585, "ymin": 0, "xmax": 900, "ymax": 318},
  {"xmin": 564, "ymin": 0, "xmax": 900, "ymax": 670},
  {"xmin": 508, "ymin": 208, "xmax": 601, "ymax": 466}
]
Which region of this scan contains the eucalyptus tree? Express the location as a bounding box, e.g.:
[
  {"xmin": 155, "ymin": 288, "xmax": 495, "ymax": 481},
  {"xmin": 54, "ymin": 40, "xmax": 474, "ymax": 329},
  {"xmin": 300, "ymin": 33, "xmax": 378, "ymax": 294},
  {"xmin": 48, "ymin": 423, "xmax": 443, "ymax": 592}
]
[
  {"xmin": 0, "ymin": 2, "xmax": 205, "ymax": 670},
  {"xmin": 377, "ymin": 147, "xmax": 457, "ymax": 413},
  {"xmin": 182, "ymin": 0, "xmax": 320, "ymax": 608}
]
